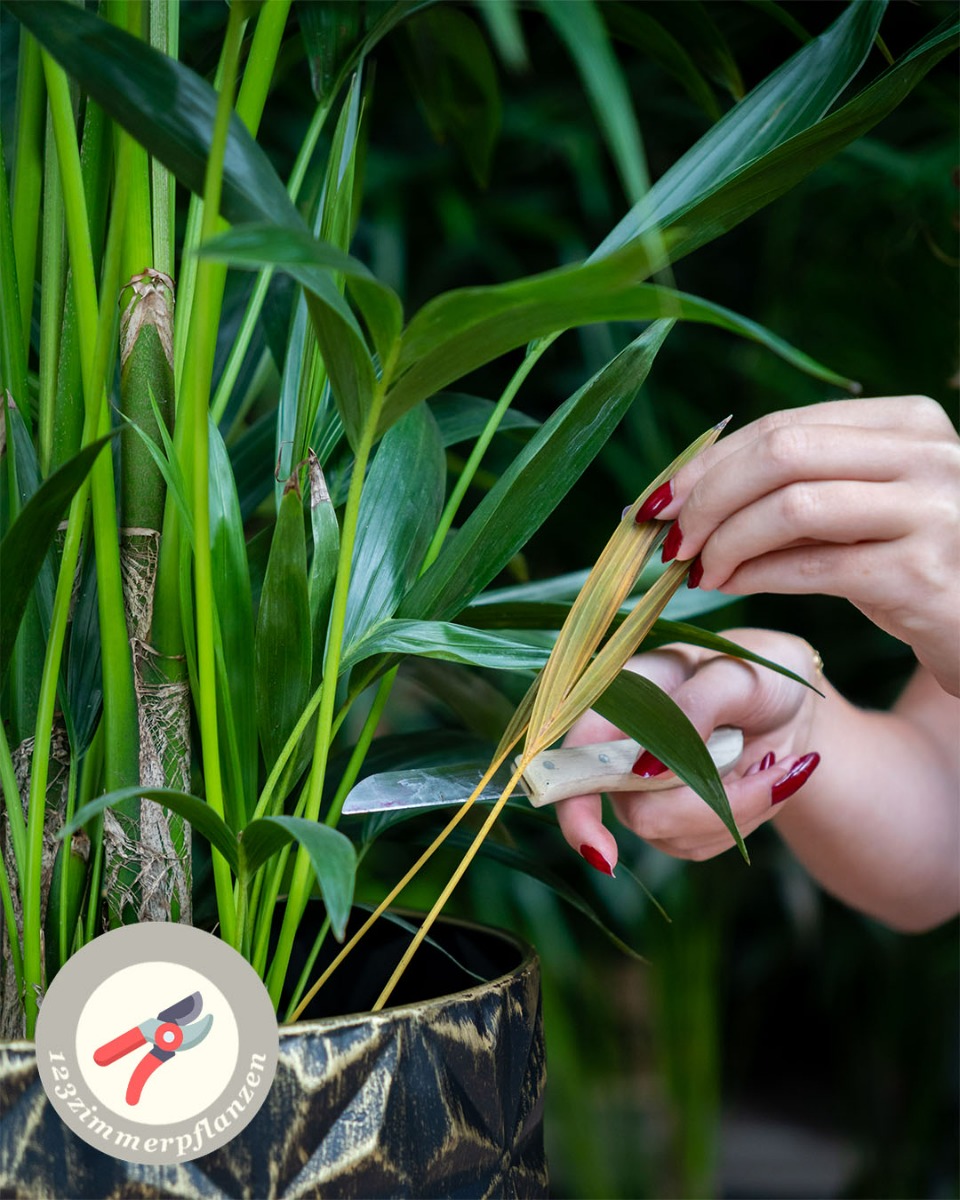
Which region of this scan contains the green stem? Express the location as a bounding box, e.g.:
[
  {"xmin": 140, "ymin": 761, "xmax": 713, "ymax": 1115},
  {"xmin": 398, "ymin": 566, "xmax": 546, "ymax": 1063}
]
[
  {"xmin": 422, "ymin": 336, "xmax": 556, "ymax": 571},
  {"xmin": 283, "ymin": 912, "xmax": 331, "ymax": 1023},
  {"xmin": 181, "ymin": 3, "xmax": 248, "ymax": 950},
  {"xmin": 0, "ymin": 721, "xmax": 26, "ymax": 891},
  {"xmin": 326, "ymin": 667, "xmax": 397, "ymax": 825},
  {"xmin": 265, "ymin": 386, "xmax": 385, "ymax": 1005},
  {"xmin": 37, "ymin": 109, "xmax": 65, "ymax": 476},
  {"xmin": 10, "ymin": 28, "xmax": 44, "ymax": 365},
  {"xmin": 211, "ymin": 76, "xmax": 329, "ymax": 426},
  {"xmin": 0, "ymin": 124, "xmax": 27, "ymax": 411},
  {"xmin": 149, "ymin": 0, "xmax": 178, "ymax": 280}
]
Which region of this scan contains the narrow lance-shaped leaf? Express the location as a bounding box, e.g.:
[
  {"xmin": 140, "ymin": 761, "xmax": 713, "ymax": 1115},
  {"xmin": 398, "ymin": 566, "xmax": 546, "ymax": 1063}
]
[
  {"xmin": 594, "ymin": 0, "xmax": 886, "ymax": 257},
  {"xmin": 0, "ymin": 432, "xmax": 115, "ymax": 686},
  {"xmin": 401, "ymin": 321, "xmax": 674, "ymax": 626},
  {"xmin": 61, "ymin": 787, "xmax": 239, "ymax": 874},
  {"xmin": 593, "ymin": 669, "xmax": 746, "ymax": 859},
  {"xmin": 342, "ymin": 404, "xmax": 445, "ymax": 654},
  {"xmin": 308, "ymin": 452, "xmax": 339, "ymax": 672},
  {"xmin": 239, "ymin": 817, "xmax": 357, "ymax": 942},
  {"xmin": 255, "ymin": 481, "xmax": 312, "ymax": 772}
]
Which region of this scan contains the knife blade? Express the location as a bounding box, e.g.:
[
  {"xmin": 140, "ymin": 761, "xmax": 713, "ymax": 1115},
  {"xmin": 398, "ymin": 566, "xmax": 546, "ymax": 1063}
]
[{"xmin": 342, "ymin": 726, "xmax": 744, "ymax": 814}]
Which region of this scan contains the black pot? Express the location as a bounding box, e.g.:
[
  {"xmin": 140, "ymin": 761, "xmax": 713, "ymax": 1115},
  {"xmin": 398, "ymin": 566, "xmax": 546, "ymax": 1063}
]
[{"xmin": 0, "ymin": 912, "xmax": 548, "ymax": 1198}]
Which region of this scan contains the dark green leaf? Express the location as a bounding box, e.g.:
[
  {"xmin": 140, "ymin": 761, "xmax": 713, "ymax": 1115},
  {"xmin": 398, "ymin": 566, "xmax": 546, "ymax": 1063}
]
[
  {"xmin": 61, "ymin": 787, "xmax": 239, "ymax": 872},
  {"xmin": 594, "ymin": 670, "xmax": 747, "ymax": 860},
  {"xmin": 660, "ymin": 14, "xmax": 960, "ymax": 266},
  {"xmin": 539, "ymin": 0, "xmax": 649, "ymax": 202},
  {"xmin": 209, "ymin": 418, "xmax": 257, "ymax": 819},
  {"xmin": 399, "ymin": 322, "xmax": 672, "ymax": 623},
  {"xmin": 0, "ymin": 433, "xmax": 114, "ymax": 685},
  {"xmin": 297, "ymin": 0, "xmax": 362, "ymax": 102},
  {"xmin": 642, "ymin": 621, "xmax": 821, "ymax": 695},
  {"xmin": 383, "ymin": 244, "xmax": 852, "ymax": 424},
  {"xmin": 604, "ymin": 5, "xmax": 721, "ymax": 121},
  {"xmin": 595, "ymin": 0, "xmax": 886, "ymax": 257},
  {"xmin": 7, "ymin": 0, "xmax": 301, "ymax": 232},
  {"xmin": 402, "ymin": 7, "xmax": 502, "ymax": 186},
  {"xmin": 342, "ymin": 619, "xmax": 552, "ymax": 673},
  {"xmin": 342, "ymin": 404, "xmax": 445, "ymax": 653},
  {"xmin": 239, "ymin": 817, "xmax": 356, "ymax": 941},
  {"xmin": 429, "ymin": 393, "xmax": 538, "ymax": 446},
  {"xmin": 255, "ymin": 485, "xmax": 312, "ymax": 770}
]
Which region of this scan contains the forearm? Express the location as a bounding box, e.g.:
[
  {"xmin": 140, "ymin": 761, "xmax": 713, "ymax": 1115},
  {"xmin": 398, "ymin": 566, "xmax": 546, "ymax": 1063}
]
[{"xmin": 774, "ymin": 667, "xmax": 959, "ymax": 932}]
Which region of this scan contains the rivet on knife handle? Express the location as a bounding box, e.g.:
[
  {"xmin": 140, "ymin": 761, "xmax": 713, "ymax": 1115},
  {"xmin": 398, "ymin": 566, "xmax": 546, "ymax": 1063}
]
[{"xmin": 517, "ymin": 726, "xmax": 744, "ymax": 808}]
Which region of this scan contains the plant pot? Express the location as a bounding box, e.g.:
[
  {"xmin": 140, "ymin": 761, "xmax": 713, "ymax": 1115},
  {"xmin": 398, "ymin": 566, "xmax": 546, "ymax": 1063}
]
[{"xmin": 0, "ymin": 911, "xmax": 548, "ymax": 1198}]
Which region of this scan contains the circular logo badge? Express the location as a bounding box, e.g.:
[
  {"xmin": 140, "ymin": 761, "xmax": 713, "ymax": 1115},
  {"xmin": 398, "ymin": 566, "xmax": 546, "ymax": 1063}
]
[{"xmin": 35, "ymin": 924, "xmax": 278, "ymax": 1165}]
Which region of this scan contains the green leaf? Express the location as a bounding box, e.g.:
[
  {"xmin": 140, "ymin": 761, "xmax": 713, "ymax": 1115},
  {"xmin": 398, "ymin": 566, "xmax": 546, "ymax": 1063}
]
[
  {"xmin": 0, "ymin": 433, "xmax": 114, "ymax": 686},
  {"xmin": 297, "ymin": 0, "xmax": 362, "ymax": 102},
  {"xmin": 660, "ymin": 13, "xmax": 960, "ymax": 266},
  {"xmin": 382, "ymin": 241, "xmax": 852, "ymax": 425},
  {"xmin": 255, "ymin": 485, "xmax": 312, "ymax": 771},
  {"xmin": 593, "ymin": 669, "xmax": 747, "ymax": 861},
  {"xmin": 342, "ymin": 404, "xmax": 445, "ymax": 653},
  {"xmin": 429, "ymin": 393, "xmax": 538, "ymax": 446},
  {"xmin": 239, "ymin": 817, "xmax": 356, "ymax": 941},
  {"xmin": 61, "ymin": 787, "xmax": 239, "ymax": 873},
  {"xmin": 342, "ymin": 619, "xmax": 552, "ymax": 673},
  {"xmin": 200, "ymin": 224, "xmax": 385, "ymax": 450},
  {"xmin": 438, "ymin": 823, "xmax": 648, "ymax": 961},
  {"xmin": 475, "ymin": 0, "xmax": 527, "ymax": 72},
  {"xmin": 604, "ymin": 5, "xmax": 721, "ymax": 122},
  {"xmin": 402, "ymin": 6, "xmax": 502, "ymax": 186},
  {"xmin": 539, "ymin": 0, "xmax": 649, "ymax": 203},
  {"xmin": 209, "ymin": 418, "xmax": 258, "ymax": 818},
  {"xmin": 595, "ymin": 0, "xmax": 886, "ymax": 257},
  {"xmin": 308, "ymin": 456, "xmax": 340, "ymax": 671},
  {"xmin": 7, "ymin": 0, "xmax": 302, "ymax": 233},
  {"xmin": 400, "ymin": 321, "xmax": 672, "ymax": 623},
  {"xmin": 642, "ymin": 621, "xmax": 821, "ymax": 695}
]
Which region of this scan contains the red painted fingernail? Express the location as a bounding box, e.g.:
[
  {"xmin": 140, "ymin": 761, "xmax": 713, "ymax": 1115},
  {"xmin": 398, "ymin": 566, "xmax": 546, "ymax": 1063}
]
[
  {"xmin": 745, "ymin": 751, "xmax": 777, "ymax": 778},
  {"xmin": 580, "ymin": 844, "xmax": 615, "ymax": 877},
  {"xmin": 635, "ymin": 480, "xmax": 673, "ymax": 523},
  {"xmin": 632, "ymin": 749, "xmax": 667, "ymax": 778},
  {"xmin": 686, "ymin": 555, "xmax": 704, "ymax": 589},
  {"xmin": 661, "ymin": 520, "xmax": 683, "ymax": 563},
  {"xmin": 771, "ymin": 752, "xmax": 820, "ymax": 805}
]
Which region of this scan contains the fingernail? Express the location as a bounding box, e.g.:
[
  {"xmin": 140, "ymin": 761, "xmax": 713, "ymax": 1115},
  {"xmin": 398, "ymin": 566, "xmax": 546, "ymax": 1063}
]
[
  {"xmin": 580, "ymin": 844, "xmax": 615, "ymax": 877},
  {"xmin": 745, "ymin": 751, "xmax": 776, "ymax": 777},
  {"xmin": 635, "ymin": 480, "xmax": 673, "ymax": 523},
  {"xmin": 632, "ymin": 749, "xmax": 667, "ymax": 778},
  {"xmin": 771, "ymin": 752, "xmax": 820, "ymax": 805},
  {"xmin": 686, "ymin": 555, "xmax": 704, "ymax": 589},
  {"xmin": 661, "ymin": 520, "xmax": 683, "ymax": 563}
]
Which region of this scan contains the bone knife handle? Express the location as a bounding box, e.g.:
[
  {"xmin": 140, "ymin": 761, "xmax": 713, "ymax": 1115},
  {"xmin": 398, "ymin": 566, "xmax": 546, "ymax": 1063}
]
[{"xmin": 517, "ymin": 726, "xmax": 744, "ymax": 808}]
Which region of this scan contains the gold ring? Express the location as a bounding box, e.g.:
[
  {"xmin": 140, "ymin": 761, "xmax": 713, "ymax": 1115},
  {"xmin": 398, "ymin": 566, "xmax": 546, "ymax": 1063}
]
[{"xmin": 810, "ymin": 645, "xmax": 824, "ymax": 681}]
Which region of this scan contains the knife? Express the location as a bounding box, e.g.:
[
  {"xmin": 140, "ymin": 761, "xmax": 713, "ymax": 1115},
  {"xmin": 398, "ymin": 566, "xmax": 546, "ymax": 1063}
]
[{"xmin": 342, "ymin": 726, "xmax": 744, "ymax": 814}]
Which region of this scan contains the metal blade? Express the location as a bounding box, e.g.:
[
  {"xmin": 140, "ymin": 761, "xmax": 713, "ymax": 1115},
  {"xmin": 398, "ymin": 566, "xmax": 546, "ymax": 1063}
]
[{"xmin": 342, "ymin": 761, "xmax": 521, "ymax": 815}]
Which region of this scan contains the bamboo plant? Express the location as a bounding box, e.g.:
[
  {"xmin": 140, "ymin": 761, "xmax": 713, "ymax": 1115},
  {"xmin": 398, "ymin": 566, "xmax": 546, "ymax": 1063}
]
[{"xmin": 1, "ymin": 0, "xmax": 956, "ymax": 1040}]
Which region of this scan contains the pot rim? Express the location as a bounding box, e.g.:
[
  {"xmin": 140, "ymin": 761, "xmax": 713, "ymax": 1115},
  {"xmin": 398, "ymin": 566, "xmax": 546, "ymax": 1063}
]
[
  {"xmin": 278, "ymin": 910, "xmax": 540, "ymax": 1036},
  {"xmin": 0, "ymin": 914, "xmax": 540, "ymax": 1050}
]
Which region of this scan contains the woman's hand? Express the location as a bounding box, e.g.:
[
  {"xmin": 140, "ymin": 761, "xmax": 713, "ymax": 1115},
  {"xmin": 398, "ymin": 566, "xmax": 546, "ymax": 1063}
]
[
  {"xmin": 555, "ymin": 629, "xmax": 822, "ymax": 874},
  {"xmin": 639, "ymin": 396, "xmax": 960, "ymax": 696}
]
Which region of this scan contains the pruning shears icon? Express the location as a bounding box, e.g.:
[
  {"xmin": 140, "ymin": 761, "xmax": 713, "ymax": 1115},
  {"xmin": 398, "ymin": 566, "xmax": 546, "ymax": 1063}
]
[{"xmin": 93, "ymin": 991, "xmax": 213, "ymax": 1105}]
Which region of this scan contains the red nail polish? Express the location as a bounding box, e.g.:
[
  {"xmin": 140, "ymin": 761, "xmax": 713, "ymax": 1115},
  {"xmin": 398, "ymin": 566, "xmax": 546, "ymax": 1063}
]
[
  {"xmin": 635, "ymin": 480, "xmax": 672, "ymax": 523},
  {"xmin": 686, "ymin": 555, "xmax": 704, "ymax": 589},
  {"xmin": 632, "ymin": 749, "xmax": 667, "ymax": 778},
  {"xmin": 760, "ymin": 751, "xmax": 776, "ymax": 772},
  {"xmin": 580, "ymin": 844, "xmax": 615, "ymax": 876},
  {"xmin": 771, "ymin": 752, "xmax": 820, "ymax": 805},
  {"xmin": 661, "ymin": 521, "xmax": 683, "ymax": 563}
]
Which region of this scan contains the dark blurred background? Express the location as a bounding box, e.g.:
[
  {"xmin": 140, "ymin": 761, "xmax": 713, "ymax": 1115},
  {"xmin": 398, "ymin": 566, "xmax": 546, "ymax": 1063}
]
[{"xmin": 206, "ymin": 1, "xmax": 960, "ymax": 1194}]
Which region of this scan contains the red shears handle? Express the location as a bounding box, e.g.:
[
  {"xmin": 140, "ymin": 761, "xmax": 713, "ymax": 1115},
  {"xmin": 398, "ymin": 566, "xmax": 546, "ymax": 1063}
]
[{"xmin": 93, "ymin": 1026, "xmax": 147, "ymax": 1066}]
